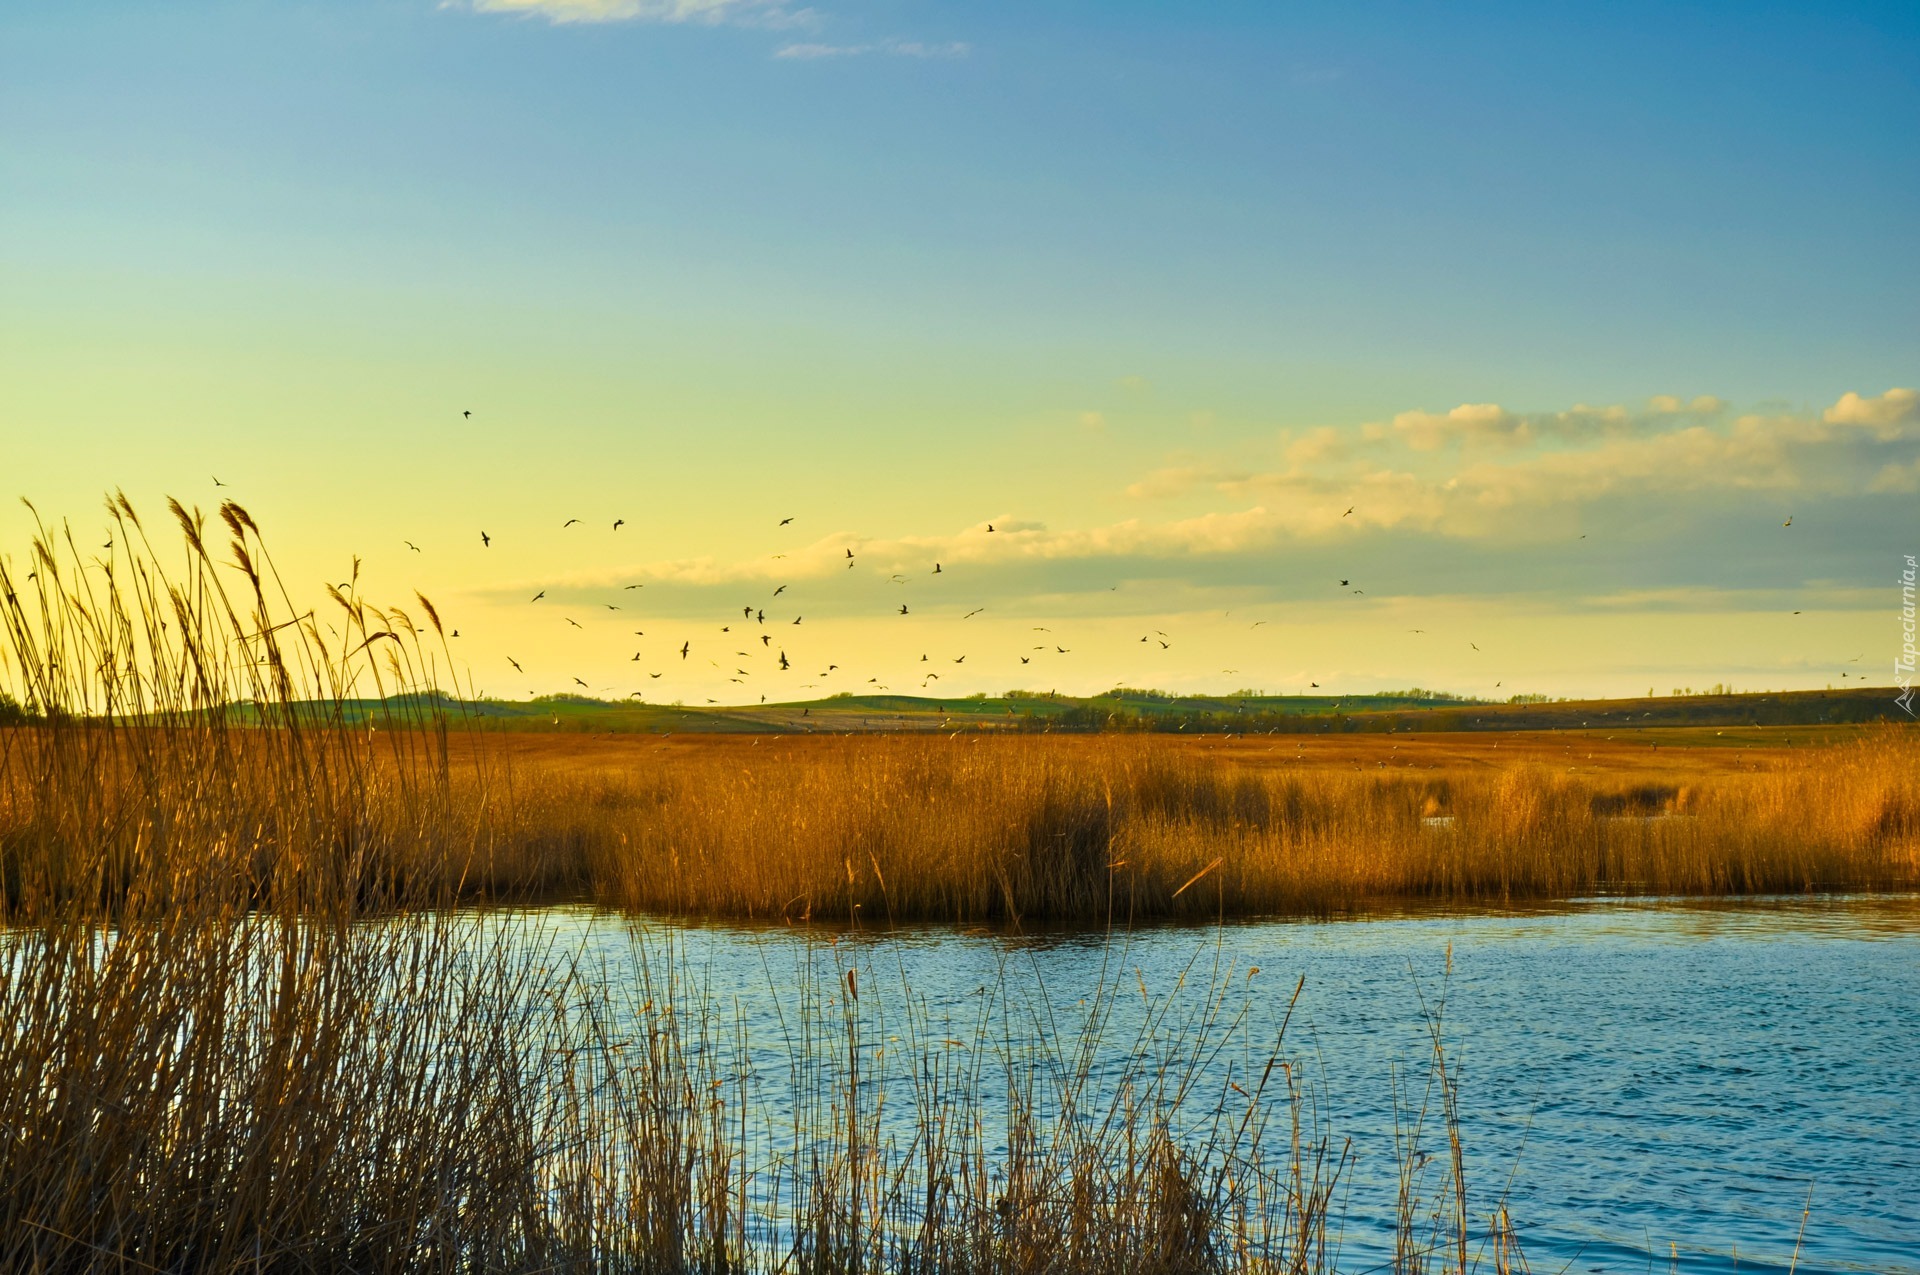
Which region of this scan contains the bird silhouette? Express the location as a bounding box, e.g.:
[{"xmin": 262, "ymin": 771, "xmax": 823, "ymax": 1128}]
[
  {"xmin": 744, "ymin": 606, "xmax": 754, "ymax": 619},
  {"xmin": 212, "ymin": 475, "xmax": 227, "ymax": 487},
  {"xmin": 773, "ymin": 585, "xmax": 787, "ymax": 597},
  {"xmin": 986, "ymin": 524, "xmax": 995, "ymax": 532},
  {"xmin": 404, "ymin": 541, "xmax": 421, "ymax": 552},
  {"xmin": 780, "ymin": 517, "xmax": 793, "ymax": 526},
  {"xmin": 779, "ymin": 651, "xmax": 790, "ymax": 670},
  {"xmin": 650, "ymin": 672, "xmax": 662, "ymax": 678},
  {"xmin": 1158, "ymin": 641, "xmax": 1169, "ymax": 649},
  {"xmin": 481, "ymin": 531, "xmax": 491, "ymax": 547},
  {"xmin": 508, "ymin": 656, "xmax": 523, "ymax": 673},
  {"xmin": 531, "ymin": 591, "xmax": 545, "ymax": 602},
  {"xmin": 1339, "ymin": 579, "xmax": 1349, "ymax": 587},
  {"xmin": 1470, "ymin": 642, "xmax": 1479, "ymax": 651},
  {"xmin": 463, "ymin": 410, "xmax": 471, "ymax": 419},
  {"xmin": 899, "ymin": 605, "xmax": 909, "ymax": 615},
  {"xmin": 613, "ymin": 519, "xmax": 624, "ymax": 530},
  {"xmin": 632, "ymin": 653, "xmax": 643, "ymax": 661},
  {"xmin": 792, "ymin": 616, "xmax": 803, "ymax": 625},
  {"xmin": 604, "ymin": 604, "xmax": 619, "ymax": 611},
  {"xmin": 845, "ymin": 548, "xmax": 855, "ymax": 559},
  {"xmin": 625, "ymin": 583, "xmax": 644, "ymax": 590},
  {"xmin": 953, "ymin": 656, "xmax": 965, "ymax": 664},
  {"xmin": 566, "ymin": 618, "xmax": 583, "ymax": 629},
  {"xmin": 563, "ymin": 519, "xmax": 579, "ymax": 528},
  {"xmin": 1310, "ymin": 681, "xmax": 1318, "ymax": 688},
  {"xmin": 1784, "ymin": 516, "xmax": 1793, "ymax": 527},
  {"xmin": 680, "ymin": 642, "xmax": 690, "ymax": 659},
  {"xmin": 573, "ymin": 677, "xmax": 588, "ymax": 688},
  {"xmin": 963, "ymin": 607, "xmax": 984, "ymax": 619},
  {"xmin": 1342, "ymin": 506, "xmax": 1354, "ymax": 517},
  {"xmin": 761, "ymin": 634, "xmax": 771, "ymax": 646},
  {"xmin": 1056, "ymin": 647, "xmax": 1069, "ymax": 653},
  {"xmin": 1020, "ymin": 656, "xmax": 1030, "ymax": 664}
]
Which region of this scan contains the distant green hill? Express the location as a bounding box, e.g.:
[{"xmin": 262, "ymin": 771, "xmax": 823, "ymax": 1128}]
[{"xmin": 233, "ymin": 684, "xmax": 1913, "ymax": 735}]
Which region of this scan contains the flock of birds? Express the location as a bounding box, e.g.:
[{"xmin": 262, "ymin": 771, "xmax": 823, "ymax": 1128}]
[
  {"xmin": 208, "ymin": 426, "xmax": 1836, "ymax": 706},
  {"xmin": 409, "ymin": 497, "xmax": 1479, "ymax": 706}
]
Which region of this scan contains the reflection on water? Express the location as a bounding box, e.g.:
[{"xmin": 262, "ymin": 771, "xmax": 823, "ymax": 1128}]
[{"xmin": 521, "ymin": 896, "xmax": 1918, "ymax": 1275}]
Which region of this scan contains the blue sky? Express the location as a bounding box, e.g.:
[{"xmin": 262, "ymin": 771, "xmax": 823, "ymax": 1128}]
[{"xmin": 2, "ymin": 0, "xmax": 1915, "ymax": 701}]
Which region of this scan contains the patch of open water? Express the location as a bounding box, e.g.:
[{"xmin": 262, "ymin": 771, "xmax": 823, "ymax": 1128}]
[{"xmin": 526, "ymin": 896, "xmax": 1918, "ymax": 1274}]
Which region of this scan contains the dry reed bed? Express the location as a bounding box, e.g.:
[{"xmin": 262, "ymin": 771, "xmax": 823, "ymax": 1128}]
[{"xmin": 538, "ymin": 731, "xmax": 1920, "ymax": 921}]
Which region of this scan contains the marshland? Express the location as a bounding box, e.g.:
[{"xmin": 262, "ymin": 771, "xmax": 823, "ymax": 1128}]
[{"xmin": 1, "ymin": 502, "xmax": 1915, "ymax": 1274}]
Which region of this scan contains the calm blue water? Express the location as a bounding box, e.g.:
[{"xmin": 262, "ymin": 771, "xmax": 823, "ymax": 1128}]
[{"xmin": 538, "ymin": 897, "xmax": 1919, "ymax": 1274}]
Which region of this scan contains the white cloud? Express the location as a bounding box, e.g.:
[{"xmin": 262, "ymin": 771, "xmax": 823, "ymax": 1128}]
[
  {"xmin": 461, "ymin": 0, "xmax": 811, "ymax": 25},
  {"xmin": 1823, "ymin": 387, "xmax": 1918, "ymax": 438},
  {"xmin": 1393, "ymin": 403, "xmax": 1522, "ymax": 451},
  {"xmin": 776, "ymin": 38, "xmax": 968, "ymax": 58}
]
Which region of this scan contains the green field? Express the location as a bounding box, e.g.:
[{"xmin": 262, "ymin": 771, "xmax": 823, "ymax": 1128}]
[{"xmin": 283, "ymin": 683, "xmax": 1912, "ymax": 735}]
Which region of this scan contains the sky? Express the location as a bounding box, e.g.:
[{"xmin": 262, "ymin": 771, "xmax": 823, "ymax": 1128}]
[{"xmin": 2, "ymin": 0, "xmax": 1916, "ymax": 704}]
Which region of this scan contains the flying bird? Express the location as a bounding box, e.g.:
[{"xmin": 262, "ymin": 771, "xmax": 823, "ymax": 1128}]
[
  {"xmin": 604, "ymin": 604, "xmax": 619, "ymax": 611},
  {"xmin": 1342, "ymin": 506, "xmax": 1354, "ymax": 517},
  {"xmin": 963, "ymin": 608, "xmax": 984, "ymax": 619},
  {"xmin": 404, "ymin": 541, "xmax": 421, "ymax": 552},
  {"xmin": 1339, "ymin": 580, "xmax": 1349, "ymax": 587},
  {"xmin": 507, "ymin": 656, "xmax": 523, "ymax": 672},
  {"xmin": 792, "ymin": 616, "xmax": 803, "ymax": 625},
  {"xmin": 780, "ymin": 517, "xmax": 794, "ymax": 526},
  {"xmin": 531, "ymin": 591, "xmax": 545, "ymax": 602},
  {"xmin": 933, "ymin": 563, "xmax": 942, "ymax": 573},
  {"xmin": 625, "ymin": 584, "xmax": 645, "ymax": 590},
  {"xmin": 573, "ymin": 677, "xmax": 589, "ymax": 688},
  {"xmin": 650, "ymin": 672, "xmax": 662, "ymax": 678},
  {"xmin": 953, "ymin": 656, "xmax": 965, "ymax": 664},
  {"xmin": 1784, "ymin": 516, "xmax": 1793, "ymax": 527},
  {"xmin": 463, "ymin": 410, "xmax": 471, "ymax": 419},
  {"xmin": 773, "ymin": 585, "xmax": 787, "ymax": 597},
  {"xmin": 1471, "ymin": 642, "xmax": 1479, "ymax": 651},
  {"xmin": 212, "ymin": 475, "xmax": 227, "ymax": 487},
  {"xmin": 761, "ymin": 634, "xmax": 771, "ymax": 646},
  {"xmin": 1020, "ymin": 656, "xmax": 1030, "ymax": 664},
  {"xmin": 613, "ymin": 519, "xmax": 624, "ymax": 530},
  {"xmin": 779, "ymin": 651, "xmax": 790, "ymax": 670},
  {"xmin": 986, "ymin": 524, "xmax": 995, "ymax": 532},
  {"xmin": 680, "ymin": 642, "xmax": 690, "ymax": 659},
  {"xmin": 481, "ymin": 531, "xmax": 490, "ymax": 547},
  {"xmin": 563, "ymin": 519, "xmax": 579, "ymax": 528},
  {"xmin": 566, "ymin": 618, "xmax": 583, "ymax": 629},
  {"xmin": 899, "ymin": 605, "xmax": 909, "ymax": 615},
  {"xmin": 1310, "ymin": 681, "xmax": 1318, "ymax": 688}
]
